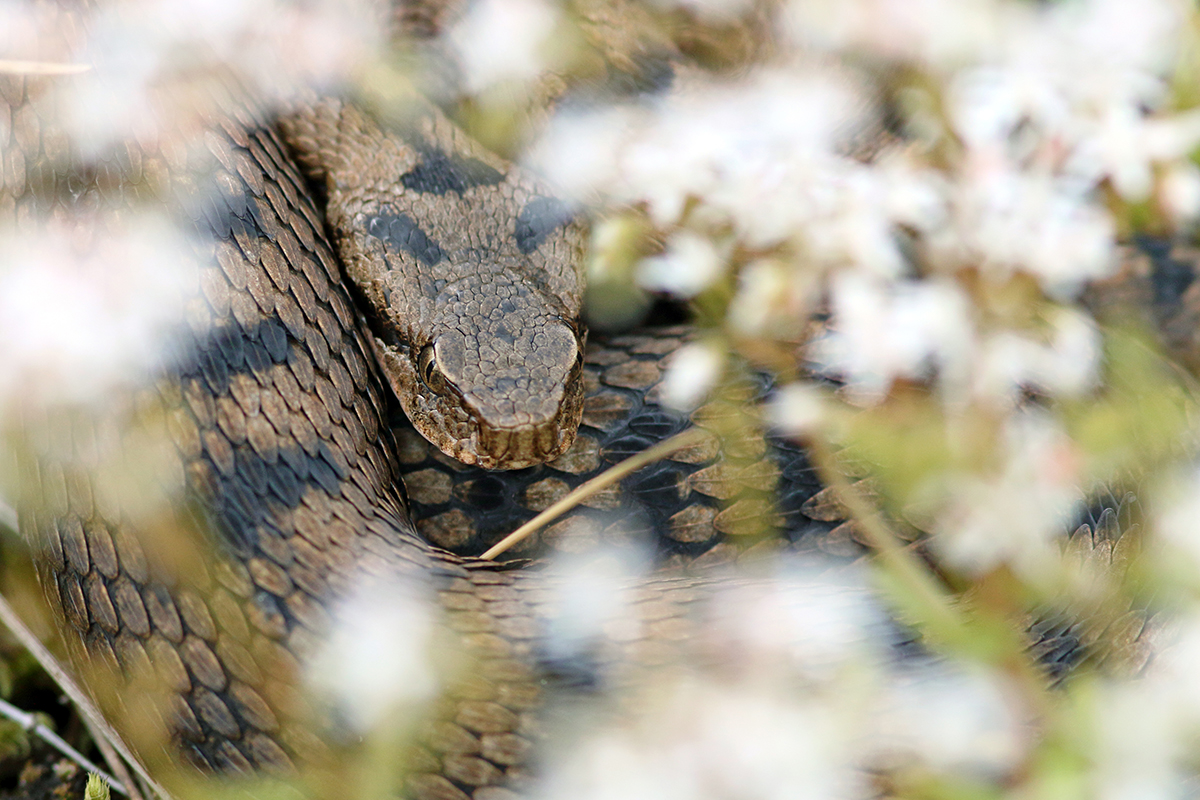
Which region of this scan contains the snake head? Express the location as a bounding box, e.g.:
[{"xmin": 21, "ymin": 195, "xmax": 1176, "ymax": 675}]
[
  {"xmin": 287, "ymin": 96, "xmax": 588, "ymax": 469},
  {"xmin": 373, "ymin": 272, "xmax": 586, "ymax": 470}
]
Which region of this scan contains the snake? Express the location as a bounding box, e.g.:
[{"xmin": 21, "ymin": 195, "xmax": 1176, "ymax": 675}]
[
  {"xmin": 0, "ymin": 2, "xmax": 846, "ymax": 793},
  {"xmin": 0, "ymin": 2, "xmax": 1168, "ymax": 796}
]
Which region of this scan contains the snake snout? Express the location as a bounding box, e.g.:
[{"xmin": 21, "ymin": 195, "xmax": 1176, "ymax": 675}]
[
  {"xmin": 400, "ymin": 313, "xmax": 585, "ymax": 470},
  {"xmin": 462, "ymin": 318, "xmax": 585, "ymax": 470},
  {"xmin": 472, "ymin": 400, "xmax": 583, "ymax": 470}
]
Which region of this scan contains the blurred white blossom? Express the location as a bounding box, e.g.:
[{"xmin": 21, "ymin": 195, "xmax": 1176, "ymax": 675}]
[
  {"xmin": 448, "ymin": 0, "xmax": 560, "ymax": 93},
  {"xmin": 1154, "ymin": 468, "xmax": 1200, "ymax": 574},
  {"xmin": 814, "ymin": 273, "xmax": 974, "ymax": 403},
  {"xmin": 931, "ymin": 166, "xmax": 1116, "ymax": 292},
  {"xmin": 49, "ymin": 0, "xmax": 382, "ymax": 156},
  {"xmin": 638, "ymin": 232, "xmax": 725, "ymax": 298},
  {"xmin": 873, "ymin": 664, "xmax": 1025, "ymax": 775},
  {"xmin": 974, "ymin": 308, "xmax": 1101, "ymax": 402},
  {"xmin": 658, "ymin": 340, "xmax": 725, "ymax": 411},
  {"xmin": 727, "ymin": 257, "xmax": 817, "ymax": 337},
  {"xmin": 308, "ymin": 573, "xmax": 441, "ymax": 733},
  {"xmin": 932, "ymin": 413, "xmax": 1083, "ymax": 574},
  {"xmin": 0, "ymin": 216, "xmax": 193, "ymax": 412},
  {"xmin": 1159, "ymin": 161, "xmax": 1200, "ymax": 223},
  {"xmin": 537, "ymin": 573, "xmax": 888, "ymax": 800},
  {"xmin": 785, "ymin": 0, "xmax": 1011, "ymax": 66},
  {"xmin": 542, "ymin": 545, "xmax": 650, "ymax": 667},
  {"xmin": 536, "ymin": 675, "xmax": 866, "ymax": 800},
  {"xmin": 702, "ymin": 571, "xmax": 889, "ymax": 681},
  {"xmin": 1084, "ymin": 613, "xmax": 1200, "ymax": 800},
  {"xmin": 767, "ymin": 383, "xmax": 827, "ymax": 437},
  {"xmin": 533, "ymin": 67, "xmax": 890, "ymax": 258}
]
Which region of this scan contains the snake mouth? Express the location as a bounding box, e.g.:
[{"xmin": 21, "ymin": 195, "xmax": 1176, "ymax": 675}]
[
  {"xmin": 466, "ymin": 410, "xmax": 581, "ymax": 470},
  {"xmin": 372, "ymin": 327, "xmax": 586, "ymax": 470}
]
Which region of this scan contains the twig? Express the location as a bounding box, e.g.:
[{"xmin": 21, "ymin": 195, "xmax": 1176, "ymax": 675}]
[
  {"xmin": 482, "ymin": 427, "xmax": 709, "ymax": 560},
  {"xmin": 0, "ymin": 696, "xmax": 127, "ymax": 795}
]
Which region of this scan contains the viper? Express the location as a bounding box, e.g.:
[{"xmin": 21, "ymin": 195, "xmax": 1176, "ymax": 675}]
[
  {"xmin": 0, "ymin": 1, "xmax": 1167, "ymax": 797},
  {"xmin": 0, "ymin": 1, "xmax": 848, "ymax": 794}
]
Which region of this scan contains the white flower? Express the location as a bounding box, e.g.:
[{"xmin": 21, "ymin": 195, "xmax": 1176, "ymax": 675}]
[
  {"xmin": 813, "ymin": 273, "xmax": 975, "ymax": 402},
  {"xmin": 767, "ymin": 383, "xmax": 827, "ymax": 438},
  {"xmin": 973, "ymin": 308, "xmax": 1101, "ymax": 404},
  {"xmin": 536, "ymin": 676, "xmax": 865, "ymax": 800},
  {"xmin": 1153, "ymin": 468, "xmax": 1200, "ymax": 576},
  {"xmin": 933, "ymin": 164, "xmax": 1116, "ymax": 292},
  {"xmin": 658, "ymin": 341, "xmax": 725, "ymax": 411},
  {"xmin": 527, "ymin": 106, "xmax": 635, "ymax": 202},
  {"xmin": 932, "ymin": 412, "xmax": 1082, "ymax": 574},
  {"xmin": 703, "ymin": 572, "xmax": 888, "ymax": 682},
  {"xmin": 307, "ymin": 573, "xmax": 440, "ymax": 733},
  {"xmin": 784, "ymin": 0, "xmax": 1010, "ymax": 67},
  {"xmin": 448, "ymin": 0, "xmax": 559, "ymax": 93},
  {"xmin": 1159, "ymin": 161, "xmax": 1200, "ymax": 223},
  {"xmin": 872, "ymin": 664, "xmax": 1025, "ymax": 775},
  {"xmin": 638, "ymin": 232, "xmax": 726, "ymax": 299},
  {"xmin": 727, "ymin": 257, "xmax": 825, "ymax": 338},
  {"xmin": 645, "ymin": 0, "xmax": 754, "ymax": 23},
  {"xmin": 533, "ymin": 66, "xmax": 884, "ymax": 255},
  {"xmin": 1090, "ymin": 678, "xmax": 1185, "ymax": 800},
  {"xmin": 542, "ymin": 546, "xmax": 649, "ymax": 667},
  {"xmin": 56, "ymin": 0, "xmax": 382, "ymax": 155},
  {"xmin": 1084, "ymin": 611, "xmax": 1200, "ymax": 800},
  {"xmin": 536, "ymin": 573, "xmax": 886, "ymax": 800},
  {"xmin": 0, "ymin": 215, "xmax": 193, "ymax": 413}
]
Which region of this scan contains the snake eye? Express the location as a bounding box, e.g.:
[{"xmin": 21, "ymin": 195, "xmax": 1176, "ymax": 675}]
[{"xmin": 418, "ymin": 345, "xmax": 440, "ymax": 388}]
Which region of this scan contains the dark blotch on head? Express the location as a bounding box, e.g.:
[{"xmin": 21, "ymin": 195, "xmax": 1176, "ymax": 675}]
[
  {"xmin": 400, "ymin": 150, "xmax": 505, "ymax": 196},
  {"xmin": 515, "ymin": 196, "xmax": 575, "ymax": 254},
  {"xmin": 367, "ymin": 210, "xmax": 445, "ymax": 266}
]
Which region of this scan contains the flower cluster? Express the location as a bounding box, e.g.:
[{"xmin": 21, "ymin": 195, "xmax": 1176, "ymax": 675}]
[{"xmin": 528, "ymin": 0, "xmax": 1200, "ymax": 572}]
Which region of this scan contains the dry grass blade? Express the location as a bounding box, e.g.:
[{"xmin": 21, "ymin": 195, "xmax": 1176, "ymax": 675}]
[
  {"xmin": 481, "ymin": 427, "xmax": 709, "ymax": 560},
  {"xmin": 0, "ymin": 503, "xmax": 173, "ymax": 800},
  {"xmin": 0, "ymin": 59, "xmax": 90, "ymax": 75},
  {"xmin": 0, "ymin": 593, "xmax": 168, "ymax": 799}
]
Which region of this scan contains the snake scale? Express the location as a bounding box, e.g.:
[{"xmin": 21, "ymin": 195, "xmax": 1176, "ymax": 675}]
[
  {"xmin": 0, "ymin": 3, "xmax": 877, "ymax": 796},
  {"xmin": 0, "ymin": 2, "xmax": 1174, "ymax": 797}
]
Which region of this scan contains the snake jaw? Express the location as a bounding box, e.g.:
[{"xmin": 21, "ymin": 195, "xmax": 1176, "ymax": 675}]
[{"xmin": 370, "ymin": 317, "xmax": 586, "ymax": 470}]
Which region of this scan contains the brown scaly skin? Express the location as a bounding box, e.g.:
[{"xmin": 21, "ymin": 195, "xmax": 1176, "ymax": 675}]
[
  {"xmin": 0, "ymin": 3, "xmax": 1170, "ymax": 795},
  {"xmin": 2, "ymin": 66, "xmax": 715, "ymax": 792},
  {"xmin": 0, "ymin": 6, "xmax": 858, "ymax": 794}
]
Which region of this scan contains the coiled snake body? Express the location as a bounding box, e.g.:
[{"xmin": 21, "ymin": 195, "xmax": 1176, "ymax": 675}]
[
  {"xmin": 1, "ymin": 6, "xmax": 855, "ymax": 795},
  {"xmin": 3, "ymin": 4, "xmax": 1160, "ymax": 796}
]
